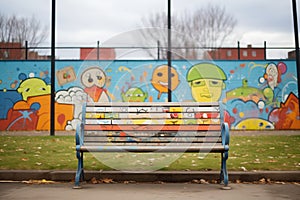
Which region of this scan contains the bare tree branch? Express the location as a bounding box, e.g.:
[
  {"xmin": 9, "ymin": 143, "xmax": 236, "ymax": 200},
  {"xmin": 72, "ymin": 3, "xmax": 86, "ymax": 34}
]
[
  {"xmin": 0, "ymin": 13, "xmax": 47, "ymax": 47},
  {"xmin": 139, "ymin": 4, "xmax": 237, "ymax": 59}
]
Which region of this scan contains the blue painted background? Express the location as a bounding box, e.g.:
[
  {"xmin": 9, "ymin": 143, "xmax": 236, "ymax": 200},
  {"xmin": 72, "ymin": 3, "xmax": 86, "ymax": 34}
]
[{"xmin": 0, "ymin": 60, "xmax": 299, "ymax": 131}]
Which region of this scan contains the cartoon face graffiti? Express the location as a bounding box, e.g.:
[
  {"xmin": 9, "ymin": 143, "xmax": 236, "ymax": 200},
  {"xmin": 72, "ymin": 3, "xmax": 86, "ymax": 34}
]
[
  {"xmin": 187, "ymin": 63, "xmax": 226, "ymax": 102},
  {"xmin": 81, "ymin": 67, "xmax": 110, "ymax": 102},
  {"xmin": 17, "ymin": 78, "xmax": 51, "ymax": 101},
  {"xmin": 81, "ymin": 67, "xmax": 106, "ymax": 88},
  {"xmin": 264, "ymin": 63, "xmax": 278, "ymax": 90},
  {"xmin": 121, "ymin": 87, "xmax": 148, "ymax": 102},
  {"xmin": 235, "ymin": 118, "xmax": 274, "ymax": 130},
  {"xmin": 264, "ymin": 62, "xmax": 287, "ymax": 90},
  {"xmin": 151, "ymin": 65, "xmax": 180, "ymax": 99}
]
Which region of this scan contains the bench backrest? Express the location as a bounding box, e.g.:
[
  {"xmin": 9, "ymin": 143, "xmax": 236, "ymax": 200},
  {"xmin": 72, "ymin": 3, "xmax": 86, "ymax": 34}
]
[{"xmin": 80, "ymin": 102, "xmax": 223, "ymax": 149}]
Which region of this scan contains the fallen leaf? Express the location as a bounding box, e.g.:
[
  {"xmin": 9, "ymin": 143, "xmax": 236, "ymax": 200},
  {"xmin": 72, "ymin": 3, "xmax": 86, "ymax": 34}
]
[
  {"xmin": 236, "ymin": 180, "xmax": 241, "ymax": 184},
  {"xmin": 200, "ymin": 179, "xmax": 208, "ymax": 184},
  {"xmin": 191, "ymin": 179, "xmax": 200, "ymax": 184},
  {"xmin": 16, "ymin": 148, "xmax": 24, "ymax": 152},
  {"xmin": 123, "ymin": 180, "xmax": 136, "ymax": 184},
  {"xmin": 91, "ymin": 177, "xmax": 98, "ymax": 184},
  {"xmin": 267, "ymin": 160, "xmax": 278, "ymax": 163},
  {"xmin": 100, "ymin": 178, "xmax": 114, "ymax": 184},
  {"xmin": 240, "ymin": 166, "xmax": 247, "ymax": 171},
  {"xmin": 154, "ymin": 181, "xmax": 165, "ymax": 184},
  {"xmin": 22, "ymin": 179, "xmax": 55, "ymax": 184}
]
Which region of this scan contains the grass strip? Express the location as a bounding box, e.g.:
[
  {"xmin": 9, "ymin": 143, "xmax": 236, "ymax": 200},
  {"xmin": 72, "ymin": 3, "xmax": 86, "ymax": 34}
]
[{"xmin": 0, "ymin": 135, "xmax": 299, "ymax": 171}]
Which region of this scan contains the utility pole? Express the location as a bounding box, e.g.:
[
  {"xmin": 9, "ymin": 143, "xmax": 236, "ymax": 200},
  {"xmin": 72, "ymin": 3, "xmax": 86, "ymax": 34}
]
[
  {"xmin": 50, "ymin": 0, "xmax": 56, "ymax": 136},
  {"xmin": 291, "ymin": 0, "xmax": 300, "ymax": 115},
  {"xmin": 167, "ymin": 0, "xmax": 172, "ymax": 102}
]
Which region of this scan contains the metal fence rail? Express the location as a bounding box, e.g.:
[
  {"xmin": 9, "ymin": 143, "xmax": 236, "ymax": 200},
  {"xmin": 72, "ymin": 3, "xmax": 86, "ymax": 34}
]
[{"xmin": 0, "ymin": 41, "xmax": 297, "ymax": 60}]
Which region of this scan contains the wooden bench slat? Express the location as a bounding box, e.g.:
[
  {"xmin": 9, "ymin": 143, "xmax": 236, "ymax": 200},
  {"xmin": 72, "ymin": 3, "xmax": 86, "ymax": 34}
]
[
  {"xmin": 83, "ymin": 137, "xmax": 222, "ymax": 143},
  {"xmin": 84, "ymin": 124, "xmax": 221, "ymax": 131},
  {"xmin": 86, "ymin": 106, "xmax": 220, "ymax": 113},
  {"xmin": 84, "ymin": 131, "xmax": 222, "ymax": 137},
  {"xmin": 78, "ymin": 144, "xmax": 225, "ymax": 153},
  {"xmin": 85, "ymin": 112, "xmax": 221, "ymax": 119},
  {"xmin": 86, "ymin": 102, "xmax": 220, "ymax": 107},
  {"xmin": 85, "ymin": 119, "xmax": 221, "ymax": 125}
]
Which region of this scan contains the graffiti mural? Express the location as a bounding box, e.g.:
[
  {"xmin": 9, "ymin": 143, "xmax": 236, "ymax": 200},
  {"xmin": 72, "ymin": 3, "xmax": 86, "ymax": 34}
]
[
  {"xmin": 0, "ymin": 60, "xmax": 298, "ymax": 131},
  {"xmin": 151, "ymin": 65, "xmax": 180, "ymax": 99},
  {"xmin": 186, "ymin": 63, "xmax": 227, "ymax": 102}
]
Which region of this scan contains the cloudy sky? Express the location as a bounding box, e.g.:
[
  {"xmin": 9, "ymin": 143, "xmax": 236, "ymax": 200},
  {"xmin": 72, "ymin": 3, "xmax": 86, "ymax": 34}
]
[{"xmin": 1, "ymin": 0, "xmax": 299, "ymax": 58}]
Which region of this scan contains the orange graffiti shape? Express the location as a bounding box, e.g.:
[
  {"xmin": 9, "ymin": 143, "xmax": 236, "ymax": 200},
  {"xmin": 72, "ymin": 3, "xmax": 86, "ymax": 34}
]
[
  {"xmin": 270, "ymin": 93, "xmax": 300, "ymax": 129},
  {"xmin": 13, "ymin": 94, "xmax": 74, "ymax": 131}
]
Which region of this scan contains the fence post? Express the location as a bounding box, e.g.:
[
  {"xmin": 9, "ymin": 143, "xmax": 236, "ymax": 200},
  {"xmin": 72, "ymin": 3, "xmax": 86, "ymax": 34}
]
[
  {"xmin": 167, "ymin": 0, "xmax": 172, "ymax": 102},
  {"xmin": 237, "ymin": 41, "xmax": 240, "ymax": 60},
  {"xmin": 50, "ymin": 0, "xmax": 56, "ymax": 136},
  {"xmin": 292, "ymin": 0, "xmax": 300, "ymax": 115},
  {"xmin": 157, "ymin": 40, "xmax": 160, "ymax": 60},
  {"xmin": 97, "ymin": 41, "xmax": 100, "ymax": 60},
  {"xmin": 25, "ymin": 41, "xmax": 28, "ymax": 60},
  {"xmin": 264, "ymin": 41, "xmax": 267, "ymax": 60}
]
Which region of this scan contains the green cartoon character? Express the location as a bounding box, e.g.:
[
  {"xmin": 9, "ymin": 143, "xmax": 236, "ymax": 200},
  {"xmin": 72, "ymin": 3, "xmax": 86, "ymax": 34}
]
[
  {"xmin": 187, "ymin": 63, "xmax": 227, "ymax": 102},
  {"xmin": 121, "ymin": 87, "xmax": 148, "ymax": 102}
]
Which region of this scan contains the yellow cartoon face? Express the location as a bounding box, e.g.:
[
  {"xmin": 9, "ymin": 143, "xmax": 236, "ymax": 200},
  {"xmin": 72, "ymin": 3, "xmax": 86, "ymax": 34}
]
[
  {"xmin": 187, "ymin": 63, "xmax": 227, "ymax": 102},
  {"xmin": 235, "ymin": 118, "xmax": 274, "ymax": 130},
  {"xmin": 190, "ymin": 79, "xmax": 224, "ymax": 102},
  {"xmin": 151, "ymin": 65, "xmax": 180, "ymax": 99},
  {"xmin": 17, "ymin": 78, "xmax": 51, "ymax": 101}
]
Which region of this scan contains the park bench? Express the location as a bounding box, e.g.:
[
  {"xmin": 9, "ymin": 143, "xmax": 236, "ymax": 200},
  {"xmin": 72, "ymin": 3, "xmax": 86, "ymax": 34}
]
[{"xmin": 74, "ymin": 102, "xmax": 230, "ymax": 188}]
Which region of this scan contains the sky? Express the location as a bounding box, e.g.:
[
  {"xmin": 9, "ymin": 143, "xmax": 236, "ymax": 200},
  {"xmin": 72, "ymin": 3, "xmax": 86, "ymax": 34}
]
[{"xmin": 0, "ymin": 0, "xmax": 299, "ymax": 59}]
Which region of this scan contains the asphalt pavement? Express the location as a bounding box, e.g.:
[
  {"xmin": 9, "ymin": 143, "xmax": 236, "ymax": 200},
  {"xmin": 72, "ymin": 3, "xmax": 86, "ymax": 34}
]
[{"xmin": 1, "ymin": 182, "xmax": 300, "ymax": 200}]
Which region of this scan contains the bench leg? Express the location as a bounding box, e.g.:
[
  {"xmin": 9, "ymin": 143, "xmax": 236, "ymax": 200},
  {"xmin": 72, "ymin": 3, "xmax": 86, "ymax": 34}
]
[
  {"xmin": 220, "ymin": 151, "xmax": 230, "ymax": 188},
  {"xmin": 74, "ymin": 151, "xmax": 84, "ymax": 189}
]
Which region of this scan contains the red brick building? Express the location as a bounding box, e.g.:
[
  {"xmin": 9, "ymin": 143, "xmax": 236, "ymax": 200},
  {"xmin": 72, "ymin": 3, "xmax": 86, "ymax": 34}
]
[
  {"xmin": 0, "ymin": 42, "xmax": 50, "ymax": 60},
  {"xmin": 0, "ymin": 42, "xmax": 23, "ymax": 60},
  {"xmin": 205, "ymin": 44, "xmax": 265, "ymax": 60},
  {"xmin": 80, "ymin": 48, "xmax": 116, "ymax": 60},
  {"xmin": 288, "ymin": 50, "xmax": 300, "ymax": 59}
]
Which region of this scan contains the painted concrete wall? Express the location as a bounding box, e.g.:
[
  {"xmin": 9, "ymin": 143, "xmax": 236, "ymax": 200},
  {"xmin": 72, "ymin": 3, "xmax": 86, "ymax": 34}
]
[{"xmin": 0, "ymin": 60, "xmax": 299, "ymax": 131}]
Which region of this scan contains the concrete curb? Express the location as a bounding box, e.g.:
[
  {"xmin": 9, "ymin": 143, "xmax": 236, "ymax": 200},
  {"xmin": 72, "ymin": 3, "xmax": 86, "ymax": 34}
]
[{"xmin": 0, "ymin": 170, "xmax": 299, "ymax": 183}]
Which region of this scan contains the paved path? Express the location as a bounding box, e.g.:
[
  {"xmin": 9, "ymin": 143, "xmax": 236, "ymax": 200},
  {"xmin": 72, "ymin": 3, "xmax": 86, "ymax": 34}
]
[{"xmin": 1, "ymin": 182, "xmax": 299, "ymax": 200}]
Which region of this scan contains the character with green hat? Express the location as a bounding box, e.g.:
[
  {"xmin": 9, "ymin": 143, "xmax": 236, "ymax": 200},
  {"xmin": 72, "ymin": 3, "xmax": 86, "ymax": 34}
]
[{"xmin": 186, "ymin": 63, "xmax": 227, "ymax": 102}]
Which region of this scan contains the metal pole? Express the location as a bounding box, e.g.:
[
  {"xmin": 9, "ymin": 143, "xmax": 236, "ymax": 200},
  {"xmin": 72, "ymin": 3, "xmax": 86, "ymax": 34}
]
[
  {"xmin": 237, "ymin": 41, "xmax": 240, "ymax": 60},
  {"xmin": 292, "ymin": 0, "xmax": 300, "ymax": 115},
  {"xmin": 264, "ymin": 41, "xmax": 267, "ymax": 60},
  {"xmin": 167, "ymin": 0, "xmax": 172, "ymax": 102},
  {"xmin": 50, "ymin": 0, "xmax": 56, "ymax": 136},
  {"xmin": 25, "ymin": 40, "xmax": 28, "ymax": 60},
  {"xmin": 97, "ymin": 40, "xmax": 100, "ymax": 60}
]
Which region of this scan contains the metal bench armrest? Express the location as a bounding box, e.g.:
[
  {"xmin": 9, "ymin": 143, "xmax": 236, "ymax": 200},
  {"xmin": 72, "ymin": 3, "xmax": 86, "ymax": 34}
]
[
  {"xmin": 221, "ymin": 122, "xmax": 230, "ymax": 147},
  {"xmin": 75, "ymin": 123, "xmax": 84, "ymax": 146}
]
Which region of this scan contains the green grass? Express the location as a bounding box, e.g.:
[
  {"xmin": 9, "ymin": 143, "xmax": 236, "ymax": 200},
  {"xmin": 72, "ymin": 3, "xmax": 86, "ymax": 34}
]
[{"xmin": 0, "ymin": 135, "xmax": 299, "ymax": 171}]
